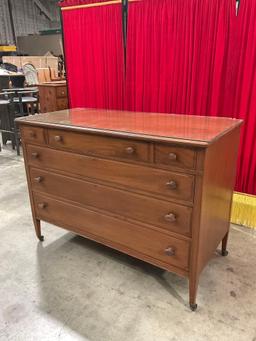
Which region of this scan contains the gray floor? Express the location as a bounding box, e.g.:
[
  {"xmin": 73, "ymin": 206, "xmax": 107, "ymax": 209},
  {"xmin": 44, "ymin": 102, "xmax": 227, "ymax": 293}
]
[{"xmin": 0, "ymin": 144, "xmax": 256, "ymax": 341}]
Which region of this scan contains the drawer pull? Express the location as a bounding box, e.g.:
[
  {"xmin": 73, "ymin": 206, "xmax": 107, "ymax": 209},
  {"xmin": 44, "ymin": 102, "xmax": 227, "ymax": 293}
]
[
  {"xmin": 166, "ymin": 180, "xmax": 177, "ymax": 189},
  {"xmin": 38, "ymin": 203, "xmax": 47, "ymax": 209},
  {"xmin": 34, "ymin": 176, "xmax": 43, "ymax": 183},
  {"xmin": 31, "ymin": 152, "xmax": 39, "ymax": 159},
  {"xmin": 168, "ymin": 152, "xmax": 177, "ymax": 161},
  {"xmin": 54, "ymin": 135, "xmax": 62, "ymax": 142},
  {"xmin": 29, "ymin": 131, "xmax": 36, "ymax": 138},
  {"xmin": 165, "ymin": 246, "xmax": 176, "ymax": 256},
  {"xmin": 125, "ymin": 146, "xmax": 135, "ymax": 154},
  {"xmin": 164, "ymin": 213, "xmax": 176, "ymax": 223}
]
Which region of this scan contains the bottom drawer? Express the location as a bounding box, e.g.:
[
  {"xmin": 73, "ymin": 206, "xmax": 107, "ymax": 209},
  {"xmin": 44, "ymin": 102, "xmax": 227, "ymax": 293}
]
[{"xmin": 34, "ymin": 193, "xmax": 190, "ymax": 270}]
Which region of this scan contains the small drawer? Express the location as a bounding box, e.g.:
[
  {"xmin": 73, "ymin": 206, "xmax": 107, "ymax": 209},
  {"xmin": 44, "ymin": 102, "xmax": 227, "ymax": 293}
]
[
  {"xmin": 48, "ymin": 129, "xmax": 150, "ymax": 163},
  {"xmin": 21, "ymin": 126, "xmax": 46, "ymax": 145},
  {"xmin": 155, "ymin": 144, "xmax": 196, "ymax": 169},
  {"xmin": 56, "ymin": 86, "xmax": 67, "ymax": 98},
  {"xmin": 34, "ymin": 193, "xmax": 190, "ymax": 270},
  {"xmin": 56, "ymin": 98, "xmax": 68, "ymax": 110},
  {"xmin": 30, "ymin": 167, "xmax": 192, "ymax": 236}
]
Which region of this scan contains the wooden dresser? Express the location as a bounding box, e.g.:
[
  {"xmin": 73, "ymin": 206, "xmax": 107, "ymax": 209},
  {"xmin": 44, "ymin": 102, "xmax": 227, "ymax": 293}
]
[
  {"xmin": 17, "ymin": 109, "xmax": 242, "ymax": 311},
  {"xmin": 38, "ymin": 81, "xmax": 68, "ymax": 113}
]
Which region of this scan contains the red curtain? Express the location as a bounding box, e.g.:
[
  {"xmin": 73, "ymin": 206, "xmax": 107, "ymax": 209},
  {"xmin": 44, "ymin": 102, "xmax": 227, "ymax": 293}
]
[
  {"xmin": 125, "ymin": 0, "xmax": 235, "ymax": 114},
  {"xmin": 232, "ymin": 0, "xmax": 256, "ymax": 194},
  {"xmin": 125, "ymin": 0, "xmax": 256, "ymax": 195},
  {"xmin": 62, "ymin": 1, "xmax": 124, "ymax": 109}
]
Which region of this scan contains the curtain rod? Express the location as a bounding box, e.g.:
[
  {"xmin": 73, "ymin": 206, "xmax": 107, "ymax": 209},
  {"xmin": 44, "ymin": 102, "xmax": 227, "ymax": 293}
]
[{"xmin": 61, "ymin": 0, "xmax": 140, "ymax": 11}]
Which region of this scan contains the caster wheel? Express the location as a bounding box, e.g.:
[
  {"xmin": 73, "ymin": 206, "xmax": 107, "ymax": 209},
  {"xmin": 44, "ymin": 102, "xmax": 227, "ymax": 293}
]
[
  {"xmin": 38, "ymin": 235, "xmax": 44, "ymax": 242},
  {"xmin": 190, "ymin": 303, "xmax": 198, "ymax": 311},
  {"xmin": 221, "ymin": 250, "xmax": 228, "ymax": 256}
]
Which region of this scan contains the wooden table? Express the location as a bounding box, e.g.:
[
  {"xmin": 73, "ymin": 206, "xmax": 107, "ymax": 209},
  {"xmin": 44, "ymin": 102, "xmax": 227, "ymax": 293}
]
[
  {"xmin": 38, "ymin": 81, "xmax": 68, "ymax": 113},
  {"xmin": 17, "ymin": 108, "xmax": 242, "ymax": 310}
]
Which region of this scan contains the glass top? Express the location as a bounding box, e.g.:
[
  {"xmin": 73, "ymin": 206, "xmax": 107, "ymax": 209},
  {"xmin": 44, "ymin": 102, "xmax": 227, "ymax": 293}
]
[{"xmin": 18, "ymin": 108, "xmax": 242, "ymax": 144}]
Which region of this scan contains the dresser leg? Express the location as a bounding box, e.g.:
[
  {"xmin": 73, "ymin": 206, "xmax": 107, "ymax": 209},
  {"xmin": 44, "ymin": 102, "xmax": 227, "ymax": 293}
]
[
  {"xmin": 221, "ymin": 232, "xmax": 229, "ymax": 256},
  {"xmin": 189, "ymin": 277, "xmax": 198, "ymax": 311},
  {"xmin": 34, "ymin": 219, "xmax": 44, "ymax": 242}
]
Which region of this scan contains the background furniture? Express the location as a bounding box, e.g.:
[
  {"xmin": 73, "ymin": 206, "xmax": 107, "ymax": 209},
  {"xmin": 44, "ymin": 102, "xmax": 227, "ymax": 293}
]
[
  {"xmin": 38, "ymin": 81, "xmax": 68, "ymax": 113},
  {"xmin": 17, "ymin": 108, "xmax": 242, "ymax": 310},
  {"xmin": 0, "ymin": 74, "xmax": 25, "ymax": 91},
  {"xmin": 0, "ymin": 91, "xmax": 20, "ymax": 154},
  {"xmin": 0, "ymin": 87, "xmax": 39, "ymax": 154}
]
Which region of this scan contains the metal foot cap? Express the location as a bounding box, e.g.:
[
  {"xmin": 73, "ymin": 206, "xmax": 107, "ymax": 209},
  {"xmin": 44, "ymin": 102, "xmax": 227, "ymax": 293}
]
[{"xmin": 190, "ymin": 303, "xmax": 198, "ymax": 311}]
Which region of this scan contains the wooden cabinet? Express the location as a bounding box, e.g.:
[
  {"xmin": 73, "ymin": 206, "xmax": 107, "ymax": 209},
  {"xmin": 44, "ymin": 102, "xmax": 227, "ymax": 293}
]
[
  {"xmin": 38, "ymin": 81, "xmax": 68, "ymax": 113},
  {"xmin": 17, "ymin": 108, "xmax": 242, "ymax": 311}
]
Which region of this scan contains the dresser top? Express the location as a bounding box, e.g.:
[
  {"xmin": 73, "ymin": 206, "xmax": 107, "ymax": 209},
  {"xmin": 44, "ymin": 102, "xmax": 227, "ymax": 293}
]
[{"xmin": 17, "ymin": 108, "xmax": 242, "ymax": 146}]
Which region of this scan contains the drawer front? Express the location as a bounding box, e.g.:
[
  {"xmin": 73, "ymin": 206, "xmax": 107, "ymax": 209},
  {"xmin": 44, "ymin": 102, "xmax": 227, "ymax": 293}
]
[
  {"xmin": 26, "ymin": 145, "xmax": 195, "ymax": 202},
  {"xmin": 34, "ymin": 193, "xmax": 190, "ymax": 269},
  {"xmin": 21, "ymin": 126, "xmax": 46, "ymax": 145},
  {"xmin": 155, "ymin": 144, "xmax": 196, "ymax": 169},
  {"xmin": 56, "ymin": 86, "xmax": 67, "ymax": 98},
  {"xmin": 56, "ymin": 98, "xmax": 68, "ymax": 110},
  {"xmin": 48, "ymin": 129, "xmax": 150, "ymax": 163},
  {"xmin": 30, "ymin": 168, "xmax": 192, "ymax": 236}
]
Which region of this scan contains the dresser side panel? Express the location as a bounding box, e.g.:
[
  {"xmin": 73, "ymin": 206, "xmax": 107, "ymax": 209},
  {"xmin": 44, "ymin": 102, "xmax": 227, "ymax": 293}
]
[{"xmin": 197, "ymin": 126, "xmax": 241, "ymax": 274}]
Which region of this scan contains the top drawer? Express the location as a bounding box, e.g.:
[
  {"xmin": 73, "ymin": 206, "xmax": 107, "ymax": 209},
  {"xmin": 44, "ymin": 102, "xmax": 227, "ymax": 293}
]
[
  {"xmin": 56, "ymin": 86, "xmax": 67, "ymax": 98},
  {"xmin": 155, "ymin": 144, "xmax": 196, "ymax": 169},
  {"xmin": 48, "ymin": 129, "xmax": 150, "ymax": 163},
  {"xmin": 21, "ymin": 126, "xmax": 46, "ymax": 145}
]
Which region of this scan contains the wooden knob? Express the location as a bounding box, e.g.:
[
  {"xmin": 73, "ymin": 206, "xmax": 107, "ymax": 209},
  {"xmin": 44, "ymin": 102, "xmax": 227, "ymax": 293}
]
[
  {"xmin": 164, "ymin": 213, "xmax": 176, "ymax": 223},
  {"xmin": 31, "ymin": 152, "xmax": 39, "ymax": 158},
  {"xmin": 166, "ymin": 180, "xmax": 177, "ymax": 189},
  {"xmin": 54, "ymin": 135, "xmax": 62, "ymax": 142},
  {"xmin": 168, "ymin": 152, "xmax": 177, "ymax": 161},
  {"xmin": 38, "ymin": 203, "xmax": 47, "ymax": 209},
  {"xmin": 125, "ymin": 146, "xmax": 135, "ymax": 154},
  {"xmin": 29, "ymin": 131, "xmax": 36, "ymax": 138},
  {"xmin": 165, "ymin": 246, "xmax": 176, "ymax": 256},
  {"xmin": 34, "ymin": 176, "xmax": 43, "ymax": 183}
]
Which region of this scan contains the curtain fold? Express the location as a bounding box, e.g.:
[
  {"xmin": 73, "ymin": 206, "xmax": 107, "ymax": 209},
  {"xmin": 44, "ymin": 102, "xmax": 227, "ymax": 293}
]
[
  {"xmin": 232, "ymin": 0, "xmax": 256, "ymax": 194},
  {"xmin": 125, "ymin": 0, "xmax": 235, "ymax": 115},
  {"xmin": 62, "ymin": 2, "xmax": 124, "ymax": 109}
]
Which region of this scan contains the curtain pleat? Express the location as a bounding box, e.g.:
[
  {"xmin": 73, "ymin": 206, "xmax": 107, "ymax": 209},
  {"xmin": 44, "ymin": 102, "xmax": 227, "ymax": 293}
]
[{"xmin": 62, "ymin": 3, "xmax": 124, "ymax": 110}]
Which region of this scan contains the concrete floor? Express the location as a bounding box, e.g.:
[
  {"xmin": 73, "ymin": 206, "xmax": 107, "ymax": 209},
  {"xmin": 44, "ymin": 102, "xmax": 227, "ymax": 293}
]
[{"xmin": 0, "ymin": 144, "xmax": 256, "ymax": 341}]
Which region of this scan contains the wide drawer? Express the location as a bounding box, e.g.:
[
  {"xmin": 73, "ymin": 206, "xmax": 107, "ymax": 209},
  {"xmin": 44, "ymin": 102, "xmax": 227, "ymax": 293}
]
[
  {"xmin": 30, "ymin": 168, "xmax": 192, "ymax": 236},
  {"xmin": 21, "ymin": 126, "xmax": 46, "ymax": 145},
  {"xmin": 26, "ymin": 145, "xmax": 195, "ymax": 202},
  {"xmin": 48, "ymin": 129, "xmax": 150, "ymax": 163},
  {"xmin": 56, "ymin": 86, "xmax": 67, "ymax": 98},
  {"xmin": 34, "ymin": 193, "xmax": 190, "ymax": 270},
  {"xmin": 155, "ymin": 144, "xmax": 196, "ymax": 169}
]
